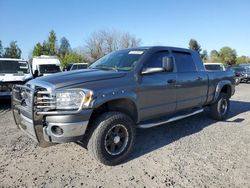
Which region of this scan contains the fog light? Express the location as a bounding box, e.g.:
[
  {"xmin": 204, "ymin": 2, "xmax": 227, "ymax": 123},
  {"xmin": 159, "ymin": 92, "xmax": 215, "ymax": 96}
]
[{"xmin": 51, "ymin": 126, "xmax": 63, "ymax": 135}]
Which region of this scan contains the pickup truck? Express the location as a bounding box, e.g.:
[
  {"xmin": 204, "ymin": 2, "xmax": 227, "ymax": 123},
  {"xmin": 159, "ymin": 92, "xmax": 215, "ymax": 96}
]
[
  {"xmin": 12, "ymin": 46, "xmax": 235, "ymax": 165},
  {"xmin": 0, "ymin": 58, "xmax": 33, "ymax": 98}
]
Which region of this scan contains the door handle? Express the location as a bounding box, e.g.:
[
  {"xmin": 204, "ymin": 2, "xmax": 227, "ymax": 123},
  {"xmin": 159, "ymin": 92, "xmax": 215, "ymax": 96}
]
[{"xmin": 167, "ymin": 79, "xmax": 176, "ymax": 84}]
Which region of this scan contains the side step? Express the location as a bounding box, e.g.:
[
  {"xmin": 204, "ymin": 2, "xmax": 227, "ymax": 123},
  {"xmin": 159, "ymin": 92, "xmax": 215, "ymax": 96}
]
[{"xmin": 138, "ymin": 108, "xmax": 204, "ymax": 128}]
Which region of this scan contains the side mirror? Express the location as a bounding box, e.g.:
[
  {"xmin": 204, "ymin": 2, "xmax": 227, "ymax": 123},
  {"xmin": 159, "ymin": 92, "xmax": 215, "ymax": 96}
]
[
  {"xmin": 162, "ymin": 57, "xmax": 174, "ymax": 72},
  {"xmin": 33, "ymin": 70, "xmax": 39, "ymax": 78}
]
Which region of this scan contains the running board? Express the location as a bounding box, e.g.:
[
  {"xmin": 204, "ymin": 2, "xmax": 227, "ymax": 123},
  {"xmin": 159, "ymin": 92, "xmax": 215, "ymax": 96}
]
[{"xmin": 138, "ymin": 108, "xmax": 204, "ymax": 128}]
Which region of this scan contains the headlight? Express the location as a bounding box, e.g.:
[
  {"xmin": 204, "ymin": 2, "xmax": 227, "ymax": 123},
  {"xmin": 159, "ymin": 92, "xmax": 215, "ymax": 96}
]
[{"xmin": 55, "ymin": 89, "xmax": 93, "ymax": 110}]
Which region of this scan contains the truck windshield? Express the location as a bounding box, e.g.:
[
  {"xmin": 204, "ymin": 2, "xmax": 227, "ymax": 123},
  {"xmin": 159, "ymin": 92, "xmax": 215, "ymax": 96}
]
[
  {"xmin": 231, "ymin": 67, "xmax": 246, "ymax": 73},
  {"xmin": 89, "ymin": 49, "xmax": 146, "ymax": 71},
  {"xmin": 0, "ymin": 60, "xmax": 30, "ymax": 74},
  {"xmin": 240, "ymin": 65, "xmax": 250, "ymax": 71},
  {"xmin": 39, "ymin": 64, "xmax": 61, "ymax": 74}
]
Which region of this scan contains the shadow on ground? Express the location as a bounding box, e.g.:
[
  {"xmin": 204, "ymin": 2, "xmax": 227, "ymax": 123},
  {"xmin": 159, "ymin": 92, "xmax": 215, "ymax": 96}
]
[{"xmin": 128, "ymin": 100, "xmax": 250, "ymax": 161}]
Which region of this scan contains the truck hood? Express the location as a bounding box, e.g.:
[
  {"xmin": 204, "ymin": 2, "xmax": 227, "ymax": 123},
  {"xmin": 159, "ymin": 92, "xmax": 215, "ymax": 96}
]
[
  {"xmin": 28, "ymin": 69, "xmax": 127, "ymax": 89},
  {"xmin": 0, "ymin": 74, "xmax": 32, "ymax": 82}
]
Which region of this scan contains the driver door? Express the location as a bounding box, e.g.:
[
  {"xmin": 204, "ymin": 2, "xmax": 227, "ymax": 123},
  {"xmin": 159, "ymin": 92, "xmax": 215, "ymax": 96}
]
[{"xmin": 137, "ymin": 51, "xmax": 177, "ymax": 121}]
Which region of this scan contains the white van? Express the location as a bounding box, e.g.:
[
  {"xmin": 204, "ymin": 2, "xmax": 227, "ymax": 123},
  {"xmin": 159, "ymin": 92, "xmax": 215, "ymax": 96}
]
[
  {"xmin": 32, "ymin": 55, "xmax": 61, "ymax": 76},
  {"xmin": 0, "ymin": 58, "xmax": 33, "ymax": 98}
]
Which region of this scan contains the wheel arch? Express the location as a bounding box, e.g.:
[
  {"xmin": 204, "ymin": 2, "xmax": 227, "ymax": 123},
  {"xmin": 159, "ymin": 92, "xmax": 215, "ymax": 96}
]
[
  {"xmin": 89, "ymin": 97, "xmax": 139, "ymax": 124},
  {"xmin": 213, "ymin": 80, "xmax": 233, "ymax": 102}
]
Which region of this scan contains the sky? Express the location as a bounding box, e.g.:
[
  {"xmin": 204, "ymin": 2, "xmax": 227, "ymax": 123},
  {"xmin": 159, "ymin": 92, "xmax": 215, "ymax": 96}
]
[{"xmin": 0, "ymin": 0, "xmax": 250, "ymax": 59}]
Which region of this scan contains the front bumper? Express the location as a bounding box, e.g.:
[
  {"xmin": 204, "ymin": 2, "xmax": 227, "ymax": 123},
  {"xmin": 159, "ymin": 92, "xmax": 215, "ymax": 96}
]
[
  {"xmin": 0, "ymin": 81, "xmax": 25, "ymax": 98},
  {"xmin": 12, "ymin": 85, "xmax": 93, "ymax": 147},
  {"xmin": 0, "ymin": 91, "xmax": 11, "ymax": 98}
]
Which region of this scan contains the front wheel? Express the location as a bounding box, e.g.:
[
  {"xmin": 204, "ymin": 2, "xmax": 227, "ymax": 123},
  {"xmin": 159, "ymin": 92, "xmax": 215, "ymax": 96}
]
[
  {"xmin": 209, "ymin": 93, "xmax": 230, "ymax": 121},
  {"xmin": 87, "ymin": 112, "xmax": 136, "ymax": 166}
]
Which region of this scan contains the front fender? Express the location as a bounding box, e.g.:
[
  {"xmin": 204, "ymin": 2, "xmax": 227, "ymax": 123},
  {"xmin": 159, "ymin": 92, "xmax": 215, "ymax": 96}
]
[{"xmin": 92, "ymin": 89, "xmax": 137, "ymax": 108}]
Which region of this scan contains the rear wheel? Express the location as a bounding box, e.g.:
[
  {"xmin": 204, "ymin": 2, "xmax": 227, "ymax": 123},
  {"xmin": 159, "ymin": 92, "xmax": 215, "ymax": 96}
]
[
  {"xmin": 87, "ymin": 112, "xmax": 136, "ymax": 166},
  {"xmin": 209, "ymin": 93, "xmax": 230, "ymax": 120}
]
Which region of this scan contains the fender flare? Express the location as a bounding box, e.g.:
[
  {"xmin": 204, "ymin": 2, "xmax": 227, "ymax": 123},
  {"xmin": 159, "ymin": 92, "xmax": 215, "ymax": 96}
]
[
  {"xmin": 213, "ymin": 80, "xmax": 233, "ymax": 103},
  {"xmin": 91, "ymin": 91, "xmax": 140, "ymax": 123}
]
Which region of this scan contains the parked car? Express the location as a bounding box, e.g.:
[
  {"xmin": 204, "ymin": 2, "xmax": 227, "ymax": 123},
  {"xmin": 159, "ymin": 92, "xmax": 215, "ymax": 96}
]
[
  {"xmin": 70, "ymin": 63, "xmax": 88, "ymax": 71},
  {"xmin": 12, "ymin": 46, "xmax": 235, "ymax": 165},
  {"xmin": 31, "ymin": 55, "xmax": 61, "ymax": 76},
  {"xmin": 0, "ymin": 58, "xmax": 33, "ymax": 98},
  {"xmin": 239, "ymin": 64, "xmax": 250, "ymax": 72},
  {"xmin": 204, "ymin": 63, "xmax": 226, "ymax": 71},
  {"xmin": 228, "ymin": 66, "xmax": 250, "ymax": 83}
]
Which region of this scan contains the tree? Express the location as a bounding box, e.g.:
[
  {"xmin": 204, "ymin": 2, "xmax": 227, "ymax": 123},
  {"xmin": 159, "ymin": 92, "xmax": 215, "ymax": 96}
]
[
  {"xmin": 236, "ymin": 56, "xmax": 250, "ymax": 65},
  {"xmin": 61, "ymin": 52, "xmax": 87, "ymax": 68},
  {"xmin": 47, "ymin": 30, "xmax": 57, "ymax": 56},
  {"xmin": 209, "ymin": 50, "xmax": 220, "ymax": 62},
  {"xmin": 0, "ymin": 40, "xmax": 3, "ymax": 57},
  {"xmin": 201, "ymin": 50, "xmax": 208, "ymax": 62},
  {"xmin": 58, "ymin": 37, "xmax": 71, "ymax": 58},
  {"xmin": 32, "ymin": 42, "xmax": 44, "ymax": 56},
  {"xmin": 120, "ymin": 32, "xmax": 141, "ymax": 49},
  {"xmin": 188, "ymin": 39, "xmax": 202, "ymax": 54},
  {"xmin": 219, "ymin": 47, "xmax": 237, "ymax": 65},
  {"xmin": 86, "ymin": 29, "xmax": 141, "ymax": 60},
  {"xmin": 3, "ymin": 41, "xmax": 22, "ymax": 58},
  {"xmin": 32, "ymin": 30, "xmax": 58, "ymax": 57}
]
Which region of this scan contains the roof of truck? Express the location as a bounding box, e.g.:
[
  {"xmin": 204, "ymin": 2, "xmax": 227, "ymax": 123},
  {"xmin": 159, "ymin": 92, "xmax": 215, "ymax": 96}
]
[
  {"xmin": 0, "ymin": 58, "xmax": 27, "ymax": 61},
  {"xmin": 33, "ymin": 55, "xmax": 58, "ymax": 59},
  {"xmin": 125, "ymin": 46, "xmax": 196, "ymax": 53},
  {"xmin": 204, "ymin": 63, "xmax": 224, "ymax": 65}
]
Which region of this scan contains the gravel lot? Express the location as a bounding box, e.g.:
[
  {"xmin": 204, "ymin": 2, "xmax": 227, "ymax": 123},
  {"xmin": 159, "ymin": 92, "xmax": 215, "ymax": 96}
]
[{"xmin": 0, "ymin": 84, "xmax": 250, "ymax": 187}]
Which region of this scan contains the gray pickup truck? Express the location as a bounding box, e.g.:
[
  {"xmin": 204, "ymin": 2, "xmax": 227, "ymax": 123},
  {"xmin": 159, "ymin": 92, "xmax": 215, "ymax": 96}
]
[{"xmin": 12, "ymin": 46, "xmax": 235, "ymax": 165}]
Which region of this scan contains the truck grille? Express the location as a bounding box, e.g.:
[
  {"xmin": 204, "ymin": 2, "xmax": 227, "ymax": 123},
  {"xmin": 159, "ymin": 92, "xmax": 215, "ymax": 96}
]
[
  {"xmin": 35, "ymin": 90, "xmax": 56, "ymax": 111},
  {"xmin": 0, "ymin": 84, "xmax": 12, "ymax": 92}
]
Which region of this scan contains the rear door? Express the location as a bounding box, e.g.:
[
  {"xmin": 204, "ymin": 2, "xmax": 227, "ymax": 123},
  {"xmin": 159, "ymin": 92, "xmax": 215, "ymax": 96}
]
[
  {"xmin": 172, "ymin": 51, "xmax": 207, "ymax": 111},
  {"xmin": 138, "ymin": 51, "xmax": 177, "ymax": 120}
]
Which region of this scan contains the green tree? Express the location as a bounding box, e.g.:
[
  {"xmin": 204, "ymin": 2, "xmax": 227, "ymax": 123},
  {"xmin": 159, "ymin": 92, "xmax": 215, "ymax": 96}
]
[
  {"xmin": 59, "ymin": 37, "xmax": 71, "ymax": 58},
  {"xmin": 209, "ymin": 50, "xmax": 220, "ymax": 62},
  {"xmin": 201, "ymin": 50, "xmax": 208, "ymax": 62},
  {"xmin": 0, "ymin": 40, "xmax": 3, "ymax": 57},
  {"xmin": 3, "ymin": 41, "xmax": 22, "ymax": 58},
  {"xmin": 188, "ymin": 39, "xmax": 202, "ymax": 54},
  {"xmin": 47, "ymin": 30, "xmax": 57, "ymax": 55},
  {"xmin": 32, "ymin": 42, "xmax": 43, "ymax": 56},
  {"xmin": 219, "ymin": 47, "xmax": 237, "ymax": 65},
  {"xmin": 236, "ymin": 56, "xmax": 250, "ymax": 65},
  {"xmin": 61, "ymin": 52, "xmax": 87, "ymax": 68}
]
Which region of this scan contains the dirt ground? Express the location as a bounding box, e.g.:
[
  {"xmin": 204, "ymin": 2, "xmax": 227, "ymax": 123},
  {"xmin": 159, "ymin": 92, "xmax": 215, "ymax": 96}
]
[{"xmin": 0, "ymin": 84, "xmax": 250, "ymax": 187}]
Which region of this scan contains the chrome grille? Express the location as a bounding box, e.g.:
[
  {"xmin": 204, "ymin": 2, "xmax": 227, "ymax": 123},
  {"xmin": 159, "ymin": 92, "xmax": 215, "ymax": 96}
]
[{"xmin": 35, "ymin": 90, "xmax": 56, "ymax": 111}]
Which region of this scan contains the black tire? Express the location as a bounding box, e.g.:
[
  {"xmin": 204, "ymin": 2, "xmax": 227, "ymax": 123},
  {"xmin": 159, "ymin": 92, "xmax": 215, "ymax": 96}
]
[
  {"xmin": 87, "ymin": 112, "xmax": 136, "ymax": 166},
  {"xmin": 209, "ymin": 93, "xmax": 230, "ymax": 120}
]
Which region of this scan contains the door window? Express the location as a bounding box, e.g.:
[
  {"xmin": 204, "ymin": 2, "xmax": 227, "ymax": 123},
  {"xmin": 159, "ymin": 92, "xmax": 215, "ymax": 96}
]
[
  {"xmin": 172, "ymin": 51, "xmax": 197, "ymax": 72},
  {"xmin": 146, "ymin": 51, "xmax": 170, "ymax": 69}
]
